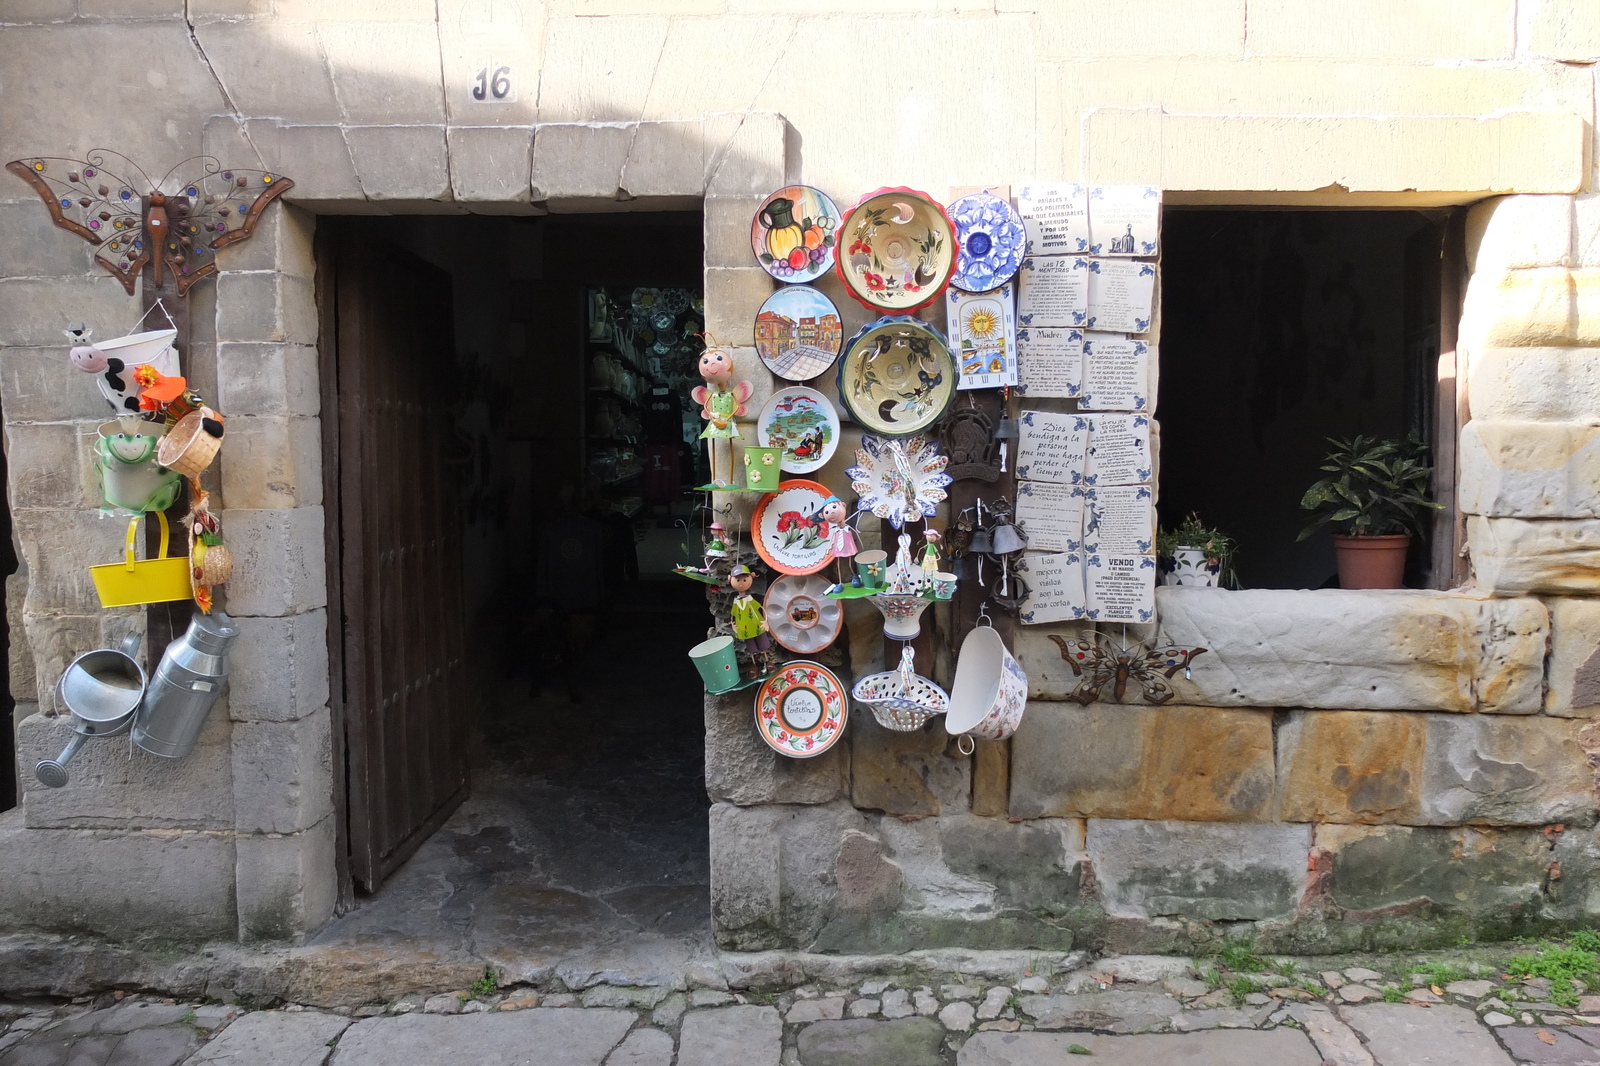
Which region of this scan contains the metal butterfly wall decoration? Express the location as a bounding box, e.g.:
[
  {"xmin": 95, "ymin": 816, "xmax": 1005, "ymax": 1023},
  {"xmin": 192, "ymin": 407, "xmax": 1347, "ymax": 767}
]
[
  {"xmin": 1048, "ymin": 632, "xmax": 1207, "ymax": 705},
  {"xmin": 6, "ymin": 150, "xmax": 293, "ymax": 295}
]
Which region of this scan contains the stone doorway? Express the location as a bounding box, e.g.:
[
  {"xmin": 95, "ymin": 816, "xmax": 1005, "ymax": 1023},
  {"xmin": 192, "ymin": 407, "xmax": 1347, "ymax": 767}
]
[{"xmin": 310, "ymin": 212, "xmax": 717, "ymax": 980}]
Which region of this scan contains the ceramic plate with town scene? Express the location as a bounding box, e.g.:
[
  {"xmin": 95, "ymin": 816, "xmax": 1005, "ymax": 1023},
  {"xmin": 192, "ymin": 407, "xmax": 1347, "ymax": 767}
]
[
  {"xmin": 751, "ymin": 479, "xmax": 836, "ymax": 576},
  {"xmin": 835, "ymin": 187, "xmax": 957, "ymax": 313},
  {"xmin": 751, "ymin": 186, "xmax": 841, "ymax": 284},
  {"xmin": 757, "ymin": 386, "xmax": 840, "ymax": 474},
  {"xmin": 754, "ymin": 660, "xmax": 848, "ymax": 758},
  {"xmin": 755, "ymin": 285, "xmax": 845, "ymax": 381}
]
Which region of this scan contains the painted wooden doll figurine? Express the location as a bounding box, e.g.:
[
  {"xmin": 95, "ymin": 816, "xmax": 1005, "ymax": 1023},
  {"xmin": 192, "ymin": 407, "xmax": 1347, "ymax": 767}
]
[
  {"xmin": 919, "ymin": 528, "xmax": 942, "ymax": 587},
  {"xmin": 727, "ymin": 564, "xmax": 771, "ymax": 655},
  {"xmin": 690, "ymin": 347, "xmax": 753, "ymax": 487},
  {"xmin": 820, "ymin": 495, "xmax": 858, "ymax": 589}
]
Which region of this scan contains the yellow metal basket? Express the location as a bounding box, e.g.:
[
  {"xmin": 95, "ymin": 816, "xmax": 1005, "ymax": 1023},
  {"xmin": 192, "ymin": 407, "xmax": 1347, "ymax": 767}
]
[{"xmin": 89, "ymin": 512, "xmax": 193, "ymax": 608}]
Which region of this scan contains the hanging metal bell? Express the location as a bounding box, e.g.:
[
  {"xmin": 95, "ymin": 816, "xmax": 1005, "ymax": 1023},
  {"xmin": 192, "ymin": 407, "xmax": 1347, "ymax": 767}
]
[
  {"xmin": 993, "ymin": 412, "xmax": 1019, "ymax": 440},
  {"xmin": 990, "ymin": 520, "xmax": 1026, "ymax": 555},
  {"xmin": 968, "ymin": 526, "xmax": 994, "ymax": 554}
]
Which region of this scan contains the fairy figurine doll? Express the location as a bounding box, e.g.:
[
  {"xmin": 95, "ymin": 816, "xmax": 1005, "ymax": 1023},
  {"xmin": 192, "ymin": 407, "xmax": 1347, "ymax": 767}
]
[
  {"xmin": 690, "ymin": 347, "xmax": 753, "ymax": 488},
  {"xmin": 820, "ymin": 495, "xmax": 858, "ymax": 591}
]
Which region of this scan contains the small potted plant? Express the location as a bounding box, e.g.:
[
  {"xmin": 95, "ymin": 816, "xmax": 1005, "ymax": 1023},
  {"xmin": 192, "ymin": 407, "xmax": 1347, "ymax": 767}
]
[
  {"xmin": 1298, "ymin": 433, "xmax": 1441, "ymax": 589},
  {"xmin": 1157, "ymin": 513, "xmax": 1238, "ymax": 589}
]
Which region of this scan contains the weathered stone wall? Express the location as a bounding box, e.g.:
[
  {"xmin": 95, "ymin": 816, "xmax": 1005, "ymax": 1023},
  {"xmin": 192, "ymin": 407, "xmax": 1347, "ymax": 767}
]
[{"xmin": 0, "ymin": 0, "xmax": 1596, "ymax": 949}]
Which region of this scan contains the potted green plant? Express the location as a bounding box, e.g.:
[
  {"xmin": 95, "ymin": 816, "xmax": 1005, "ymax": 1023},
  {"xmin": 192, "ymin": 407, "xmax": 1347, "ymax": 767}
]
[
  {"xmin": 1157, "ymin": 513, "xmax": 1239, "ymax": 589},
  {"xmin": 1298, "ymin": 433, "xmax": 1442, "ymax": 589}
]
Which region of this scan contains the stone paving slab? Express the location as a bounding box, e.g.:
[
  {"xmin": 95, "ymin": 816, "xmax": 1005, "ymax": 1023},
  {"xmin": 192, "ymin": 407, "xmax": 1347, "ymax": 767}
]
[
  {"xmin": 601, "ymin": 1028, "xmax": 673, "ymax": 1066},
  {"xmin": 184, "ymin": 1010, "xmax": 350, "ymax": 1066},
  {"xmin": 1498, "ymin": 1025, "xmax": 1600, "ymax": 1065},
  {"xmin": 957, "ymin": 1028, "xmax": 1324, "ymax": 1065},
  {"xmin": 328, "ymin": 1008, "xmax": 634, "ymax": 1066},
  {"xmin": 0, "ymin": 1018, "xmax": 202, "ymax": 1066},
  {"xmin": 1020, "ymin": 991, "xmax": 1181, "ymax": 1033},
  {"xmin": 1342, "ymin": 1003, "xmax": 1515, "ymax": 1066},
  {"xmin": 676, "ymin": 1005, "xmax": 779, "ymax": 1066},
  {"xmin": 796, "ymin": 1018, "xmax": 945, "ymax": 1066}
]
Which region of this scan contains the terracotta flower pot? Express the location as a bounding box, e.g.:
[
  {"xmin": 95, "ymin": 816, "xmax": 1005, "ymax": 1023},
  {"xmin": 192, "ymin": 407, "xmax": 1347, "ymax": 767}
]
[{"xmin": 1332, "ymin": 533, "xmax": 1410, "ymax": 589}]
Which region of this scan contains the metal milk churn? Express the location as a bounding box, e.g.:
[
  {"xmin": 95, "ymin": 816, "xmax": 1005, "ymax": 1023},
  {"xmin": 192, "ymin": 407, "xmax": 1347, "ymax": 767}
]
[{"xmin": 132, "ymin": 611, "xmax": 239, "ymax": 758}]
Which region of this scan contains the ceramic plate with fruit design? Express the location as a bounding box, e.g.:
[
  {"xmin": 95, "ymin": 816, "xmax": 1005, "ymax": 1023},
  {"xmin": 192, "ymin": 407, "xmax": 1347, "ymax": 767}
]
[
  {"xmin": 751, "ymin": 186, "xmax": 840, "ymax": 284},
  {"xmin": 754, "ymin": 660, "xmax": 848, "ymax": 758},
  {"xmin": 835, "ymin": 187, "xmax": 958, "ymax": 312}
]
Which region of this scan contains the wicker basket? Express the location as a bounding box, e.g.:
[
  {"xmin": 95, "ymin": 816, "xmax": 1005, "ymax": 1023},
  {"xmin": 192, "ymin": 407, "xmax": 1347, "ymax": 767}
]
[{"xmin": 157, "ymin": 409, "xmax": 222, "ymax": 478}]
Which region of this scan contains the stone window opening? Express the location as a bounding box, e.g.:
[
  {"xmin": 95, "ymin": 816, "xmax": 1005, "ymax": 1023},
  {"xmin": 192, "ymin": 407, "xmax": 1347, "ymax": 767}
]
[{"xmin": 1156, "ymin": 207, "xmax": 1464, "ymax": 591}]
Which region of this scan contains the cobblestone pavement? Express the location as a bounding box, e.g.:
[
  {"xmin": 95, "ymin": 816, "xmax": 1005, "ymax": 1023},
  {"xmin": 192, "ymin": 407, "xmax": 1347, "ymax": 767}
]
[{"xmin": 6, "ymin": 955, "xmax": 1596, "ymax": 1065}]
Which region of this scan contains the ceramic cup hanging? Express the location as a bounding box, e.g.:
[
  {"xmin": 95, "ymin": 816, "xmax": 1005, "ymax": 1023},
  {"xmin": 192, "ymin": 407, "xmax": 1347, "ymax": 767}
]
[
  {"xmin": 947, "ymin": 190, "xmax": 1027, "ymax": 293},
  {"xmin": 754, "ymin": 660, "xmax": 849, "ymax": 758},
  {"xmin": 947, "ymin": 619, "xmax": 1029, "ymax": 742},
  {"xmin": 751, "ymin": 186, "xmax": 841, "ymax": 284},
  {"xmin": 754, "ymin": 285, "xmax": 844, "ymax": 381},
  {"xmin": 835, "ymin": 187, "xmax": 958, "ymax": 312},
  {"xmin": 757, "ymin": 386, "xmax": 840, "ymax": 475},
  {"xmin": 763, "ymin": 574, "xmax": 844, "ymax": 654},
  {"xmin": 751, "ymin": 479, "xmax": 836, "ymax": 576},
  {"xmin": 835, "ymin": 316, "xmax": 958, "ymax": 438}
]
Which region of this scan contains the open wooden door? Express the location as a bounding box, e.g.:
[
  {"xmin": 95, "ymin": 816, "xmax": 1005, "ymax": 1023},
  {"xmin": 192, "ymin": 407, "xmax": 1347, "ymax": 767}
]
[{"xmin": 319, "ymin": 230, "xmax": 469, "ymax": 895}]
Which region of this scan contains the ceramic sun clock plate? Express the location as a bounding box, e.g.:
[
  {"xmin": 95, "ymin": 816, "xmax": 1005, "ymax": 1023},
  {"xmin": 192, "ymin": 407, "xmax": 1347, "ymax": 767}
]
[
  {"xmin": 763, "ymin": 574, "xmax": 844, "ymax": 654},
  {"xmin": 754, "ymin": 660, "xmax": 848, "ymax": 759},
  {"xmin": 751, "ymin": 479, "xmax": 836, "ymax": 576},
  {"xmin": 836, "ymin": 316, "xmax": 958, "ymax": 437},
  {"xmin": 835, "ymin": 187, "xmax": 958, "ymax": 313},
  {"xmin": 757, "ymin": 386, "xmax": 840, "ymax": 475}
]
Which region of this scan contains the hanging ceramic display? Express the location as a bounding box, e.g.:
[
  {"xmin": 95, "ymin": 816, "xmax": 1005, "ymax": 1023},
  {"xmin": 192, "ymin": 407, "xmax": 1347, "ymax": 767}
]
[
  {"xmin": 751, "ymin": 186, "xmax": 841, "ymax": 284},
  {"xmin": 847, "ymin": 434, "xmax": 951, "ymax": 529},
  {"xmin": 80, "ymin": 327, "xmax": 180, "ymax": 414},
  {"xmin": 835, "ymin": 316, "xmax": 958, "ymax": 437},
  {"xmin": 751, "ymin": 479, "xmax": 835, "ymax": 576},
  {"xmin": 763, "ymin": 574, "xmax": 844, "ymax": 654},
  {"xmin": 835, "ymin": 187, "xmax": 957, "ymax": 312},
  {"xmin": 947, "ymin": 620, "xmax": 1029, "ymax": 741},
  {"xmin": 757, "ymin": 386, "xmax": 840, "ymax": 475},
  {"xmin": 948, "ymin": 190, "xmax": 1027, "ymax": 293},
  {"xmin": 755, "ymin": 285, "xmax": 844, "ymax": 381},
  {"xmin": 852, "ymin": 645, "xmax": 949, "ymax": 732},
  {"xmin": 754, "ymin": 660, "xmax": 849, "ymax": 758}
]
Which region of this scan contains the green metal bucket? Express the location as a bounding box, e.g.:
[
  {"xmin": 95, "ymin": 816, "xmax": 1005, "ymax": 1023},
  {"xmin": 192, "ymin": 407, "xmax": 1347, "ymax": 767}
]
[
  {"xmin": 743, "ymin": 446, "xmax": 783, "ymax": 492},
  {"xmin": 689, "ymin": 635, "xmax": 741, "ymax": 693}
]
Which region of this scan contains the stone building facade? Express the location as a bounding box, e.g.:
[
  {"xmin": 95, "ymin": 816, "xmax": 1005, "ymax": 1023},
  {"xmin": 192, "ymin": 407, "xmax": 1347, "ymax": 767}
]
[{"xmin": 1, "ymin": 0, "xmax": 1599, "ymax": 954}]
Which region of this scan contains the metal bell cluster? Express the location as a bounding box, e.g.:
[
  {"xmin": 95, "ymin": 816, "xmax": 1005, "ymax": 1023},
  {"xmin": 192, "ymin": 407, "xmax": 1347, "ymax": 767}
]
[{"xmin": 954, "ymin": 497, "xmax": 1029, "ymax": 611}]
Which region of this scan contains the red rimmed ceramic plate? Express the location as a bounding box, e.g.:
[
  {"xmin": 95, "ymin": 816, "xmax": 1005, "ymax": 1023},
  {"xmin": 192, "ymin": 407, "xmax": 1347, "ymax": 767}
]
[
  {"xmin": 763, "ymin": 574, "xmax": 844, "ymax": 654},
  {"xmin": 754, "ymin": 659, "xmax": 848, "ymax": 759},
  {"xmin": 752, "ymin": 186, "xmax": 841, "ymax": 284},
  {"xmin": 835, "ymin": 187, "xmax": 958, "ymax": 313},
  {"xmin": 751, "ymin": 479, "xmax": 835, "ymax": 576}
]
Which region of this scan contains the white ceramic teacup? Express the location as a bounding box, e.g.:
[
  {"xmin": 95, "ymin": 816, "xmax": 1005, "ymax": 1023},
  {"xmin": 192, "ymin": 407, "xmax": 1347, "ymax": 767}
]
[{"xmin": 947, "ymin": 624, "xmax": 1028, "ymax": 741}]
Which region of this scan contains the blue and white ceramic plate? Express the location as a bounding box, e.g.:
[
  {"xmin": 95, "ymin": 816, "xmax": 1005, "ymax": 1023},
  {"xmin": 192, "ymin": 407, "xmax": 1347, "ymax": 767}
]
[
  {"xmin": 948, "ymin": 191, "xmax": 1027, "ymax": 293},
  {"xmin": 847, "ymin": 434, "xmax": 951, "ymax": 530}
]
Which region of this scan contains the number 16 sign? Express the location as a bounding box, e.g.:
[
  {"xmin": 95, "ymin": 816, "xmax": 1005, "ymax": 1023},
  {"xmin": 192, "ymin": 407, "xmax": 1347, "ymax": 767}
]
[{"xmin": 469, "ymin": 59, "xmax": 517, "ymax": 103}]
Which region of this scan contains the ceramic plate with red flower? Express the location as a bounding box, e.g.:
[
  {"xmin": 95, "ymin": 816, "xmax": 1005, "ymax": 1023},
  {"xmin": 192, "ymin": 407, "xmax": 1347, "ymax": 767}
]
[
  {"xmin": 752, "ymin": 479, "xmax": 836, "ymax": 575},
  {"xmin": 835, "ymin": 187, "xmax": 958, "ymax": 313},
  {"xmin": 754, "ymin": 660, "xmax": 848, "ymax": 759}
]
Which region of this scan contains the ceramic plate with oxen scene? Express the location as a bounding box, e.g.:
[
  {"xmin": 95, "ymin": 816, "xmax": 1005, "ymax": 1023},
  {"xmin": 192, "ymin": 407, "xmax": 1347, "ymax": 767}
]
[
  {"xmin": 754, "ymin": 660, "xmax": 848, "ymax": 758},
  {"xmin": 751, "ymin": 479, "xmax": 836, "ymax": 576},
  {"xmin": 751, "ymin": 186, "xmax": 841, "ymax": 284},
  {"xmin": 835, "ymin": 187, "xmax": 957, "ymax": 312},
  {"xmin": 835, "ymin": 316, "xmax": 958, "ymax": 437},
  {"xmin": 757, "ymin": 386, "xmax": 840, "ymax": 475}
]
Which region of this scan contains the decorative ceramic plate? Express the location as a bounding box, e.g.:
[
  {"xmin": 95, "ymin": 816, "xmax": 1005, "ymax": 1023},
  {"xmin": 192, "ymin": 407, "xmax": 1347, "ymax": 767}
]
[
  {"xmin": 948, "ymin": 191, "xmax": 1027, "ymax": 293},
  {"xmin": 751, "ymin": 479, "xmax": 836, "ymax": 576},
  {"xmin": 755, "ymin": 285, "xmax": 844, "ymax": 381},
  {"xmin": 835, "ymin": 187, "xmax": 957, "ymax": 312},
  {"xmin": 754, "ymin": 660, "xmax": 848, "ymax": 759},
  {"xmin": 758, "ymin": 386, "xmax": 840, "ymax": 475},
  {"xmin": 764, "ymin": 574, "xmax": 844, "ymax": 654},
  {"xmin": 847, "ymin": 434, "xmax": 951, "ymax": 529},
  {"xmin": 751, "ymin": 186, "xmax": 841, "ymax": 284},
  {"xmin": 835, "ymin": 316, "xmax": 958, "ymax": 437}
]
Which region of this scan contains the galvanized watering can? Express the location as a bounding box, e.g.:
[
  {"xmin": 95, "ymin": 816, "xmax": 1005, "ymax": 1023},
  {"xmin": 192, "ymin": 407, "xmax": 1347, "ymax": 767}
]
[{"xmin": 37, "ymin": 634, "xmax": 146, "ymax": 788}]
